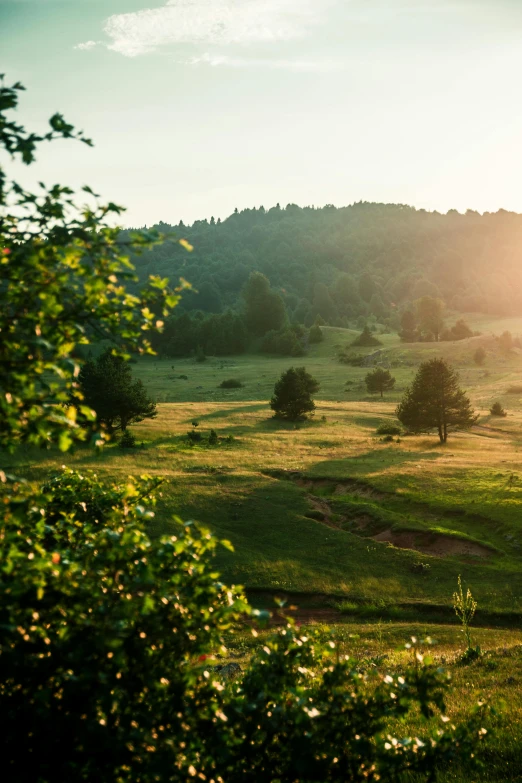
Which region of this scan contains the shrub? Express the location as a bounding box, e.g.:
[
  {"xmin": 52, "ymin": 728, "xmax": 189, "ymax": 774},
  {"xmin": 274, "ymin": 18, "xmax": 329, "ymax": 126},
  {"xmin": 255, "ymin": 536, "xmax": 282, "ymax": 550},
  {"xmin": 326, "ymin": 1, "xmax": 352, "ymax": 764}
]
[
  {"xmin": 119, "ymin": 429, "xmax": 137, "ymax": 448},
  {"xmin": 473, "ymin": 347, "xmax": 486, "ymax": 366},
  {"xmin": 440, "ymin": 319, "xmax": 474, "ymax": 341},
  {"xmin": 338, "ymin": 352, "xmax": 366, "ymax": 366},
  {"xmin": 187, "ymin": 429, "xmax": 202, "ymax": 442},
  {"xmin": 498, "ymin": 330, "xmax": 513, "ymax": 352},
  {"xmin": 453, "ymin": 575, "xmax": 478, "ymax": 650},
  {"xmin": 219, "ymin": 378, "xmax": 244, "ymax": 389},
  {"xmin": 411, "ymin": 562, "xmax": 431, "ymax": 574},
  {"xmin": 208, "ymin": 429, "xmax": 218, "ymax": 445},
  {"xmin": 490, "ymin": 402, "xmax": 507, "ymax": 417},
  {"xmin": 195, "ymin": 345, "xmax": 207, "ymax": 362},
  {"xmin": 381, "ymin": 434, "xmax": 394, "ymax": 442},
  {"xmin": 261, "ymin": 327, "xmax": 306, "ymax": 357},
  {"xmin": 376, "ymin": 422, "xmax": 402, "ymax": 436}
]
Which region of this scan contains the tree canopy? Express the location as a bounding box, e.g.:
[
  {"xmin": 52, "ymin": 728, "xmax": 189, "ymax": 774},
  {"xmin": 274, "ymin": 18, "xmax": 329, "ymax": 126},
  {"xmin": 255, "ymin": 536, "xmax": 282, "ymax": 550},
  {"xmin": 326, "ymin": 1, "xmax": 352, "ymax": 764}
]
[
  {"xmin": 78, "ymin": 349, "xmax": 157, "ymax": 433},
  {"xmin": 365, "ymin": 368, "xmax": 396, "ymax": 398},
  {"xmin": 270, "ymin": 367, "xmax": 319, "ymax": 420},
  {"xmin": 396, "ymin": 358, "xmax": 477, "ymax": 442},
  {"xmin": 123, "ymin": 202, "xmax": 522, "ymax": 329}
]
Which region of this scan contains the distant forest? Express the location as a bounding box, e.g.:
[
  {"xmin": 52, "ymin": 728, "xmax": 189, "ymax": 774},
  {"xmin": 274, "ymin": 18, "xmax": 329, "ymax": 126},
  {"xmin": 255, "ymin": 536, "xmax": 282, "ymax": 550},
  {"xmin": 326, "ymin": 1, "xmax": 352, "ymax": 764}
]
[{"xmin": 124, "ymin": 202, "xmax": 522, "ymax": 354}]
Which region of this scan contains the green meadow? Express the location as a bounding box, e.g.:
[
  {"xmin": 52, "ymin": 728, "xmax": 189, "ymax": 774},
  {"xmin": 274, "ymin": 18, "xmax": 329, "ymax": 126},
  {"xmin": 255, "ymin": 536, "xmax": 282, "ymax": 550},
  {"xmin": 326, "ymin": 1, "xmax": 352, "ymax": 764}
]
[
  {"xmin": 11, "ymin": 314, "xmax": 522, "ymax": 780},
  {"xmin": 14, "ymin": 314, "xmax": 522, "ymax": 616}
]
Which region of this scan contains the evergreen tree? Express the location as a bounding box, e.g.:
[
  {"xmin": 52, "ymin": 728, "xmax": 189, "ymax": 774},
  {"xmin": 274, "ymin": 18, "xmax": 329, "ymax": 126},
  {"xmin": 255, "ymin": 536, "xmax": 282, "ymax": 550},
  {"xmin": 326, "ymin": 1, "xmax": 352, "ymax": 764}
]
[
  {"xmin": 242, "ymin": 271, "xmax": 287, "ymax": 336},
  {"xmin": 396, "ymin": 358, "xmax": 476, "ymax": 442},
  {"xmin": 79, "ymin": 350, "xmax": 157, "ymax": 433},
  {"xmin": 352, "ymin": 325, "xmax": 382, "ymax": 347},
  {"xmin": 270, "ymin": 367, "xmax": 319, "ymax": 420},
  {"xmin": 365, "ymin": 368, "xmax": 396, "ymax": 398}
]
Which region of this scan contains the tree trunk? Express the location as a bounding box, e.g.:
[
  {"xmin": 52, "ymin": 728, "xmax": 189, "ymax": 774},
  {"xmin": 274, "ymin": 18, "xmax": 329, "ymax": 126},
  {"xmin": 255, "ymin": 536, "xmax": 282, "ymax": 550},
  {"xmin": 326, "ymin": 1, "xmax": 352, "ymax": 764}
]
[
  {"xmin": 380, "ymin": 389, "xmax": 383, "ymax": 398},
  {"xmin": 443, "ymin": 422, "xmax": 447, "ymax": 442},
  {"xmin": 438, "ymin": 424, "xmax": 444, "ymax": 443}
]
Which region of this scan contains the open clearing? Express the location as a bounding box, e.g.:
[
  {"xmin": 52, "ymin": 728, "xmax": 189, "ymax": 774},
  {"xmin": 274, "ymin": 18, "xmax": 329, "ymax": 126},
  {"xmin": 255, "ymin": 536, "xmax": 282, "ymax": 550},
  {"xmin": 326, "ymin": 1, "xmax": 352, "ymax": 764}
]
[
  {"xmin": 11, "ymin": 313, "xmax": 522, "ymax": 781},
  {"xmin": 13, "ymin": 313, "xmax": 522, "ymax": 618}
]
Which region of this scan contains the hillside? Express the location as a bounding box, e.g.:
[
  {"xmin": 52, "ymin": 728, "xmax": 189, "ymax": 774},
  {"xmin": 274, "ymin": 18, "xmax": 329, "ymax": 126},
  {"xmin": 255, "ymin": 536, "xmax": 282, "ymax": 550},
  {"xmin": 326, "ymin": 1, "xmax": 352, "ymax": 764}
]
[{"xmin": 127, "ymin": 203, "xmax": 522, "ymax": 326}]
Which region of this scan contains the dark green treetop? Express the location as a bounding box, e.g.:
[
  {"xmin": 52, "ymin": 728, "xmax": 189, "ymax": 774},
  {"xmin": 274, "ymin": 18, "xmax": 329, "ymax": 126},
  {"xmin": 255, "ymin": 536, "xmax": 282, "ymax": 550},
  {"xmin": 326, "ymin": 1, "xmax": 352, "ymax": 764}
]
[
  {"xmin": 78, "ymin": 349, "xmax": 157, "ymax": 433},
  {"xmin": 270, "ymin": 366, "xmax": 319, "ymax": 420},
  {"xmin": 396, "ymin": 358, "xmax": 477, "ymax": 442},
  {"xmin": 365, "ymin": 367, "xmax": 396, "ymax": 398},
  {"xmin": 242, "ymin": 271, "xmax": 286, "ymax": 336}
]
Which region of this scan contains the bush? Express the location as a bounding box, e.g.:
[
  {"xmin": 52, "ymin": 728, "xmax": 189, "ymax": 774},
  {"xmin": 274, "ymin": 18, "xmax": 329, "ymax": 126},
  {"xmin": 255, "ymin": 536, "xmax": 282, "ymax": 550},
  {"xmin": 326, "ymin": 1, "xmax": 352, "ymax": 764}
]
[
  {"xmin": 376, "ymin": 422, "xmax": 402, "ymax": 436},
  {"xmin": 473, "ymin": 347, "xmax": 486, "ymax": 366},
  {"xmin": 490, "ymin": 402, "xmax": 507, "ymax": 417},
  {"xmin": 219, "ymin": 378, "xmax": 244, "ymax": 389},
  {"xmin": 338, "ymin": 352, "xmax": 365, "ymax": 366},
  {"xmin": 119, "ymin": 429, "xmax": 137, "ymax": 448},
  {"xmin": 440, "ymin": 319, "xmax": 474, "ymax": 341},
  {"xmin": 261, "ymin": 327, "xmax": 306, "ymax": 357},
  {"xmin": 208, "ymin": 429, "xmax": 218, "ymax": 445},
  {"xmin": 187, "ymin": 429, "xmax": 202, "ymax": 442},
  {"xmin": 195, "ymin": 345, "xmax": 207, "ymax": 362}
]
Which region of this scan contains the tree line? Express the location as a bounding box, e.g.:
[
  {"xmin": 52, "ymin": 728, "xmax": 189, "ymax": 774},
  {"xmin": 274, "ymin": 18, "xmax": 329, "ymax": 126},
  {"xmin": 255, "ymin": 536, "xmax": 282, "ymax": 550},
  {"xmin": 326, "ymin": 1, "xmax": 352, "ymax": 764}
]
[{"xmin": 126, "ymin": 201, "xmax": 522, "ymax": 330}]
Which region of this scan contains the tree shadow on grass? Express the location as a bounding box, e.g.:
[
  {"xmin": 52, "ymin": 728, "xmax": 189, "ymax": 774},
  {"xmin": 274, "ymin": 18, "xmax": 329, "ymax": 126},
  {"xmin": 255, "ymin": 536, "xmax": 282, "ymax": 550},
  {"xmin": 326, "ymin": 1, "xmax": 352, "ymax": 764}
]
[
  {"xmin": 185, "ymin": 403, "xmax": 268, "ymax": 423},
  {"xmin": 306, "ymin": 448, "xmax": 441, "ymax": 479}
]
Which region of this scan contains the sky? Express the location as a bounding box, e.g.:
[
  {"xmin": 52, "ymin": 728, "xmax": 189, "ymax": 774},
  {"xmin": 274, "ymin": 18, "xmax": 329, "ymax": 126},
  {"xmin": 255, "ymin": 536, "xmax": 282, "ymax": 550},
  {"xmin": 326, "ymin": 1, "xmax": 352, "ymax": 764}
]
[{"xmin": 3, "ymin": 0, "xmax": 522, "ymax": 226}]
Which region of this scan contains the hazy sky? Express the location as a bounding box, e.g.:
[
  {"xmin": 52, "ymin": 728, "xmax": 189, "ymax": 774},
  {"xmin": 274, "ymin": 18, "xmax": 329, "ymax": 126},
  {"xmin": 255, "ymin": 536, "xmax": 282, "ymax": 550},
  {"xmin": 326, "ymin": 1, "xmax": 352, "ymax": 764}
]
[{"xmin": 3, "ymin": 0, "xmax": 522, "ymax": 226}]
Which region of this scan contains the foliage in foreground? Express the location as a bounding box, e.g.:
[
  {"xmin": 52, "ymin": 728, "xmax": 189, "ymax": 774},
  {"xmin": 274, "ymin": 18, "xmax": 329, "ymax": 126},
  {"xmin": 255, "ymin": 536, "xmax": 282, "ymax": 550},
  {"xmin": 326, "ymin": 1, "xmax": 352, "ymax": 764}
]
[
  {"xmin": 0, "ymin": 78, "xmax": 183, "ymax": 452},
  {"xmin": 0, "ymin": 470, "xmax": 489, "ymax": 782},
  {"xmin": 0, "ymin": 77, "xmax": 490, "ymax": 782}
]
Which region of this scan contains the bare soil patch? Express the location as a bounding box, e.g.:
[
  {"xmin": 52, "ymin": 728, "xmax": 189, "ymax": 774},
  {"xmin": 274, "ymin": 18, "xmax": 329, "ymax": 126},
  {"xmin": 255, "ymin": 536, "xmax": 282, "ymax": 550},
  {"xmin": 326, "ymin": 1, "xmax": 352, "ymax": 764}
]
[{"xmin": 373, "ymin": 529, "xmax": 493, "ymax": 558}]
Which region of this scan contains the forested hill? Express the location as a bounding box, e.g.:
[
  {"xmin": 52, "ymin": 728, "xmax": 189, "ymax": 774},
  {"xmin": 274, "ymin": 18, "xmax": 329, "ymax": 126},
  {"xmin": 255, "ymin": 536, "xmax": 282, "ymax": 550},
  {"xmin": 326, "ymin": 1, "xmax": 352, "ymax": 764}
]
[{"xmin": 126, "ymin": 202, "xmax": 522, "ymax": 326}]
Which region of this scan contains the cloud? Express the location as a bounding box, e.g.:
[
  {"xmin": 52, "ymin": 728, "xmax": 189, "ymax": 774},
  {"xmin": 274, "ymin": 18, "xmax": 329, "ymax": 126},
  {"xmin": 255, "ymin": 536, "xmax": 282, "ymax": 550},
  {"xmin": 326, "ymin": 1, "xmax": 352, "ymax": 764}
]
[
  {"xmin": 103, "ymin": 0, "xmax": 326, "ymax": 57},
  {"xmin": 74, "ymin": 40, "xmax": 98, "ymax": 51},
  {"xmin": 184, "ymin": 52, "xmax": 342, "ymax": 71}
]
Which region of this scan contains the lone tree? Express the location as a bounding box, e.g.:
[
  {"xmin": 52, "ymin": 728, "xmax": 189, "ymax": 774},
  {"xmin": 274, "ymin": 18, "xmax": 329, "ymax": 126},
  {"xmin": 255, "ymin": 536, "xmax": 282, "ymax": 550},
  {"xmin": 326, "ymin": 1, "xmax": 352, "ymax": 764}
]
[
  {"xmin": 351, "ymin": 325, "xmax": 382, "ymax": 347},
  {"xmin": 79, "ymin": 349, "xmax": 157, "ymax": 433},
  {"xmin": 396, "ymin": 358, "xmax": 476, "ymax": 442},
  {"xmin": 270, "ymin": 366, "xmax": 319, "ymax": 420},
  {"xmin": 365, "ymin": 367, "xmax": 396, "ymax": 398}
]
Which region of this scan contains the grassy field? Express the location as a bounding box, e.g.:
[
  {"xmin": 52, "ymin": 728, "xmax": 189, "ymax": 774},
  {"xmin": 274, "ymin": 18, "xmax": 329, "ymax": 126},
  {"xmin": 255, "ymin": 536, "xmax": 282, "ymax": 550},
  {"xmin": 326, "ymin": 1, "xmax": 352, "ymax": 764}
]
[
  {"xmin": 12, "ymin": 313, "xmax": 522, "ymax": 616},
  {"xmin": 10, "ymin": 313, "xmax": 522, "ymax": 780}
]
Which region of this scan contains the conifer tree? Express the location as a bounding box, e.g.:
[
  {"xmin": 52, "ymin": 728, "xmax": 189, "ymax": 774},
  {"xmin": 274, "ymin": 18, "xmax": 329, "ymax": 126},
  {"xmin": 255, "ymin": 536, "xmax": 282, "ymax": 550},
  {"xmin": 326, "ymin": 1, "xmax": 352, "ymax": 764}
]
[
  {"xmin": 270, "ymin": 367, "xmax": 319, "ymax": 420},
  {"xmin": 396, "ymin": 358, "xmax": 476, "ymax": 442}
]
